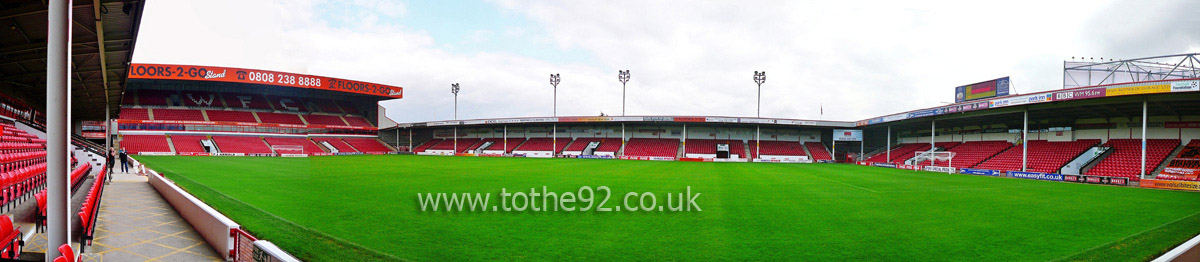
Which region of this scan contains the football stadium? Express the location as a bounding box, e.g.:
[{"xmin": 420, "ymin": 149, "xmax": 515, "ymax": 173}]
[{"xmin": 3, "ymin": 0, "xmax": 1200, "ymax": 261}]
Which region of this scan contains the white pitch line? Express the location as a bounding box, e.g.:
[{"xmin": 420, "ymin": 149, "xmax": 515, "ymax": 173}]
[{"xmin": 802, "ymin": 173, "xmax": 880, "ymax": 193}]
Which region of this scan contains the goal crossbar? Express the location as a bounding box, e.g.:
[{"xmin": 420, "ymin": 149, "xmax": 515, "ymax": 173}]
[{"xmin": 912, "ymin": 150, "xmax": 956, "ymax": 167}]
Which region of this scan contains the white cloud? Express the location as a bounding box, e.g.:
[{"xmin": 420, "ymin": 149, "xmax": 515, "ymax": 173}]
[{"xmin": 133, "ymin": 0, "xmax": 1199, "ymax": 123}]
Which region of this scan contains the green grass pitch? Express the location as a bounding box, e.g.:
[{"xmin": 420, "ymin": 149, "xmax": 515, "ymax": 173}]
[{"xmin": 135, "ymin": 155, "xmax": 1200, "ymax": 261}]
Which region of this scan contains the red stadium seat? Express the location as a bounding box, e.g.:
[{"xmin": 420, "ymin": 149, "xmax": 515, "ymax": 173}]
[
  {"xmin": 136, "ymin": 89, "xmax": 175, "ymax": 106},
  {"xmin": 211, "ymin": 136, "xmax": 273, "ymax": 154},
  {"xmin": 264, "ymin": 137, "xmax": 326, "ymax": 154},
  {"xmin": 865, "ymin": 143, "xmax": 931, "ymax": 164},
  {"xmin": 1085, "ymin": 139, "xmax": 1179, "ymax": 179},
  {"xmin": 120, "ymin": 135, "xmax": 172, "ymax": 154},
  {"xmin": 303, "ymin": 114, "xmax": 348, "ymax": 126},
  {"xmin": 118, "ymin": 108, "xmax": 150, "ymax": 120},
  {"xmin": 343, "ymin": 116, "xmax": 374, "ymax": 127},
  {"xmin": 151, "ymin": 109, "xmax": 205, "ymax": 121},
  {"xmin": 257, "ymin": 112, "xmax": 306, "ymax": 125},
  {"xmin": 624, "ymin": 138, "xmax": 679, "ymax": 158},
  {"xmin": 170, "ymin": 135, "xmax": 209, "ymax": 154},
  {"xmin": 222, "ymin": 93, "xmax": 273, "ymax": 110},
  {"xmin": 975, "ymin": 140, "xmax": 1100, "ymax": 173},
  {"xmin": 750, "ymin": 141, "xmax": 805, "ymax": 159},
  {"xmin": 205, "ymin": 110, "xmax": 258, "ymax": 123},
  {"xmin": 313, "ymin": 137, "xmax": 360, "ymax": 153},
  {"xmin": 343, "ymin": 138, "xmax": 392, "ymax": 153},
  {"xmin": 414, "ymin": 139, "xmax": 445, "ymax": 152},
  {"xmin": 805, "ymin": 142, "xmax": 833, "ymax": 161},
  {"xmin": 181, "ymin": 90, "xmax": 223, "ymax": 107}
]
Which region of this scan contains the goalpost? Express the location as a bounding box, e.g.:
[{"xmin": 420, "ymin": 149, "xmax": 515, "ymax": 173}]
[
  {"xmin": 271, "ymin": 145, "xmax": 305, "ymax": 156},
  {"xmin": 912, "ymin": 150, "xmax": 955, "ymax": 169}
]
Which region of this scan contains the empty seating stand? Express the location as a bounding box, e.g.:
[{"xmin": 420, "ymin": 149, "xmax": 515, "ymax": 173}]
[
  {"xmin": 181, "ymin": 90, "xmax": 223, "ymax": 107},
  {"xmin": 474, "ymin": 138, "xmax": 525, "ymax": 153},
  {"xmin": 922, "ymin": 141, "xmax": 1011, "ymax": 168},
  {"xmin": 212, "ymin": 136, "xmax": 273, "ymax": 154},
  {"xmin": 266, "ymin": 95, "xmax": 310, "ymax": 111},
  {"xmin": 344, "ymin": 116, "xmax": 374, "ymax": 127},
  {"xmin": 688, "ymin": 139, "xmax": 747, "ymax": 158},
  {"xmin": 120, "ymin": 135, "xmax": 172, "ymax": 154},
  {"xmin": 118, "ymin": 108, "xmax": 150, "ymax": 120},
  {"xmin": 257, "ymin": 112, "xmax": 306, "ymax": 125},
  {"xmin": 137, "ymin": 89, "xmax": 175, "ymax": 106},
  {"xmin": 151, "ymin": 109, "xmax": 205, "ymax": 121},
  {"xmin": 344, "ymin": 138, "xmax": 392, "ymax": 153},
  {"xmin": 974, "ymin": 140, "xmax": 1099, "ymax": 173},
  {"xmin": 205, "ymin": 110, "xmax": 258, "ymax": 123},
  {"xmin": 222, "ymin": 93, "xmax": 273, "ymax": 110},
  {"xmin": 313, "ymin": 137, "xmax": 359, "ymax": 153},
  {"xmin": 518, "ymin": 138, "xmax": 574, "ymax": 153},
  {"xmin": 414, "ymin": 139, "xmax": 445, "ymax": 152},
  {"xmin": 170, "ymin": 135, "xmax": 209, "ymax": 154},
  {"xmin": 750, "ymin": 141, "xmax": 806, "ymax": 159},
  {"xmin": 624, "ymin": 138, "xmax": 679, "ymax": 158},
  {"xmin": 264, "ymin": 137, "xmax": 326, "ymax": 154},
  {"xmin": 1086, "ymin": 139, "xmax": 1180, "ymax": 179},
  {"xmin": 303, "ymin": 114, "xmax": 348, "ymax": 126},
  {"xmin": 805, "ymin": 142, "xmax": 833, "ymax": 161},
  {"xmin": 865, "ymin": 143, "xmax": 930, "ymax": 164}
]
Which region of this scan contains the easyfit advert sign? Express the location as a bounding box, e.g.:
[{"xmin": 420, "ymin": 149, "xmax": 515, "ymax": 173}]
[{"xmin": 127, "ymin": 63, "xmax": 403, "ymax": 98}]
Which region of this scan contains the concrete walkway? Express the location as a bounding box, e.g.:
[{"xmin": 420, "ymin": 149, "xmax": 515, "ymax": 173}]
[{"xmin": 80, "ymin": 169, "xmax": 221, "ymax": 262}]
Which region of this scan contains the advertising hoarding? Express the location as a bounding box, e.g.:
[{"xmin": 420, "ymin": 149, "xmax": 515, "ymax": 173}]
[
  {"xmin": 832, "ymin": 129, "xmax": 863, "ymax": 141},
  {"xmin": 128, "ymin": 63, "xmax": 403, "ymax": 98},
  {"xmin": 955, "ymin": 77, "xmax": 1011, "ymax": 103}
]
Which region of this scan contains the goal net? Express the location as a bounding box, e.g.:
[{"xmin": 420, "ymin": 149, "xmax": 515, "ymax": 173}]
[
  {"xmin": 911, "ymin": 150, "xmax": 955, "ymax": 167},
  {"xmin": 271, "ymin": 145, "xmax": 304, "ymax": 155}
]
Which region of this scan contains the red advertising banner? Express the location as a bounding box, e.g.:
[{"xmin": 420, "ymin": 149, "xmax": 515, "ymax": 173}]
[
  {"xmin": 127, "ymin": 63, "xmax": 403, "ymax": 98},
  {"xmin": 81, "ymin": 120, "xmax": 107, "ymax": 138},
  {"xmin": 1165, "ymin": 121, "xmax": 1200, "ymax": 128}
]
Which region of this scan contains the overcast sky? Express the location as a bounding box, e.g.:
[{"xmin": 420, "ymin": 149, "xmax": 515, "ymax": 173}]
[{"xmin": 131, "ymin": 0, "xmax": 1200, "ymax": 123}]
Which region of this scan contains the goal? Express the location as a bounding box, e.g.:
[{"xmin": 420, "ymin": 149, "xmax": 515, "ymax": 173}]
[
  {"xmin": 271, "ymin": 145, "xmax": 304, "ymax": 155},
  {"xmin": 911, "ymin": 150, "xmax": 955, "ymax": 167}
]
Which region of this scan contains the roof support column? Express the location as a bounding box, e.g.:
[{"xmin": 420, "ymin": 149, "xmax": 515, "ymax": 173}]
[
  {"xmin": 1142, "ymin": 98, "xmax": 1148, "ymax": 178},
  {"xmin": 755, "ymin": 125, "xmax": 761, "ymax": 160},
  {"xmin": 47, "ymin": 0, "xmax": 74, "ymax": 260},
  {"xmin": 931, "ymin": 119, "xmax": 936, "ymax": 151},
  {"xmin": 454, "ymin": 127, "xmax": 458, "ymax": 154},
  {"xmin": 408, "ymin": 128, "xmax": 412, "ymax": 152},
  {"xmin": 1022, "ymin": 109, "xmax": 1029, "ymax": 172},
  {"xmin": 503, "ymin": 126, "xmax": 508, "ymax": 154},
  {"xmin": 553, "ymin": 124, "xmax": 557, "ymax": 156},
  {"xmin": 886, "ymin": 125, "xmax": 891, "ymax": 162}
]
